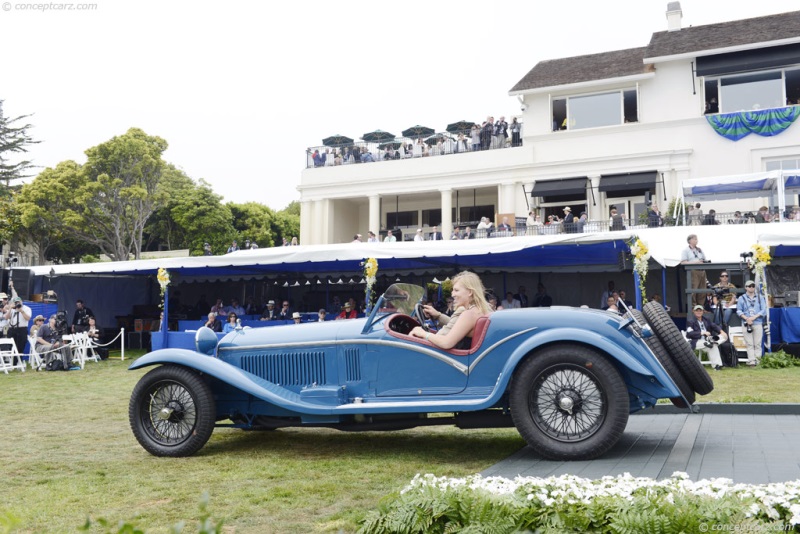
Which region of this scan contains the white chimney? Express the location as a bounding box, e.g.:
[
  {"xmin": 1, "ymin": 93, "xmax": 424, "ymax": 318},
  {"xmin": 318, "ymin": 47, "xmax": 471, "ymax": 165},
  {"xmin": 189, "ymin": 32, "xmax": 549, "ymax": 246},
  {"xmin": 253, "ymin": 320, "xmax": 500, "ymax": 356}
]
[{"xmin": 666, "ymin": 1, "xmax": 682, "ymax": 32}]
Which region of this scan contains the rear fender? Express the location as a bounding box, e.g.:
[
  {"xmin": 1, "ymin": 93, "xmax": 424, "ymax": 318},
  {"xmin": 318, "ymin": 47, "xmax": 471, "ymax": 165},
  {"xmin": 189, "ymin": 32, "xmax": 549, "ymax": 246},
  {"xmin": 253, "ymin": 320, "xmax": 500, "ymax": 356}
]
[{"xmin": 486, "ymin": 327, "xmax": 681, "ymax": 404}]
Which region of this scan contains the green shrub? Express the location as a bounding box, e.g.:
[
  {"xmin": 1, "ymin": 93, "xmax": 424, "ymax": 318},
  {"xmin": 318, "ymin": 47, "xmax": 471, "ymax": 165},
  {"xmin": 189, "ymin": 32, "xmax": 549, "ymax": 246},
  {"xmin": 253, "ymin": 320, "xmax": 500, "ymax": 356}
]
[{"xmin": 760, "ymin": 350, "xmax": 800, "ymax": 369}]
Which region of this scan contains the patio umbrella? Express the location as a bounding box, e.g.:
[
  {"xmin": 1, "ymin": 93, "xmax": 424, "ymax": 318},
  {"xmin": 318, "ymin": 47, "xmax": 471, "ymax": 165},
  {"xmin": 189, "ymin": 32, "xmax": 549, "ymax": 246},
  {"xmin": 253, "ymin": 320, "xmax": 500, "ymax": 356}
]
[
  {"xmin": 361, "ymin": 129, "xmax": 396, "ymax": 143},
  {"xmin": 446, "ymin": 120, "xmax": 477, "ymax": 135},
  {"xmin": 424, "ymin": 133, "xmax": 452, "ymax": 146},
  {"xmin": 401, "ymin": 125, "xmax": 435, "ymax": 138},
  {"xmin": 378, "ymin": 141, "xmax": 402, "ymax": 150},
  {"xmin": 322, "ymin": 134, "xmax": 354, "ymax": 147}
]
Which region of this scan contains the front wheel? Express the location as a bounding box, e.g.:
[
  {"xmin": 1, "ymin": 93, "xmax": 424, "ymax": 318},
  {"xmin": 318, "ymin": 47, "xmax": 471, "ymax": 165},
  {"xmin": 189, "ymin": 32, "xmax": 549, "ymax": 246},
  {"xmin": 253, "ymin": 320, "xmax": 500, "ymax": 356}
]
[
  {"xmin": 510, "ymin": 344, "xmax": 629, "ymax": 460},
  {"xmin": 129, "ymin": 365, "xmax": 216, "ymax": 457}
]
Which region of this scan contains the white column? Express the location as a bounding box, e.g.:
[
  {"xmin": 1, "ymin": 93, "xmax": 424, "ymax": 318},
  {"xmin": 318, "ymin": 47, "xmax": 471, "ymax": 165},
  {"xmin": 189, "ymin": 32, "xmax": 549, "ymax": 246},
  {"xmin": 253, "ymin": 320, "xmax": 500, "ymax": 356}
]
[
  {"xmin": 299, "ymin": 200, "xmax": 313, "ymax": 245},
  {"xmin": 368, "ymin": 195, "xmax": 380, "ymax": 238},
  {"xmin": 497, "ymin": 182, "xmax": 517, "ymax": 221},
  {"xmin": 440, "ymin": 188, "xmax": 453, "ymax": 238}
]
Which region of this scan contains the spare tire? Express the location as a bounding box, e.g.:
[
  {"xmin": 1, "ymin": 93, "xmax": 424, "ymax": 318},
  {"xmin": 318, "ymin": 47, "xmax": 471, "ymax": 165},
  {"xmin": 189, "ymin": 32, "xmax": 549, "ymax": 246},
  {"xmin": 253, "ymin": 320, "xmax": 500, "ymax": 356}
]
[
  {"xmin": 625, "ymin": 309, "xmax": 695, "ymax": 408},
  {"xmin": 643, "ymin": 301, "xmax": 714, "ymax": 396}
]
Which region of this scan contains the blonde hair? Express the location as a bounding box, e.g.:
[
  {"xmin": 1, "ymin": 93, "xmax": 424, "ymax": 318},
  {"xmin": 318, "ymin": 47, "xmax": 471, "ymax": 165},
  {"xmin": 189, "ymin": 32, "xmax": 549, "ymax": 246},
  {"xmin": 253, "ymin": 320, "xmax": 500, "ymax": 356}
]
[{"xmin": 453, "ymin": 271, "xmax": 492, "ymax": 315}]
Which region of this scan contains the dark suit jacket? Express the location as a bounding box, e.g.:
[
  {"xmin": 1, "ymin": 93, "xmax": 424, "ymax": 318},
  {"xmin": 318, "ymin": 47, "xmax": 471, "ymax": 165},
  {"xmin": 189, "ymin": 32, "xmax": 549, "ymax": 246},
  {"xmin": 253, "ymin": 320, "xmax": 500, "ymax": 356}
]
[
  {"xmin": 429, "ymin": 232, "xmax": 443, "ymax": 241},
  {"xmin": 686, "ymin": 316, "xmax": 721, "ymax": 349}
]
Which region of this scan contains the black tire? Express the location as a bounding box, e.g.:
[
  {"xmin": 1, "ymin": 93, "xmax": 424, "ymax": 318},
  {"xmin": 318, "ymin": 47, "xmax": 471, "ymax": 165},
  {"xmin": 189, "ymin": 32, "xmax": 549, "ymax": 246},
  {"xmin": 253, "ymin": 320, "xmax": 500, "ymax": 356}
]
[
  {"xmin": 509, "ymin": 344, "xmax": 629, "ymax": 461},
  {"xmin": 643, "ymin": 301, "xmax": 714, "ymax": 396},
  {"xmin": 625, "ymin": 310, "xmax": 695, "ymax": 408},
  {"xmin": 129, "ymin": 365, "xmax": 216, "ymax": 457}
]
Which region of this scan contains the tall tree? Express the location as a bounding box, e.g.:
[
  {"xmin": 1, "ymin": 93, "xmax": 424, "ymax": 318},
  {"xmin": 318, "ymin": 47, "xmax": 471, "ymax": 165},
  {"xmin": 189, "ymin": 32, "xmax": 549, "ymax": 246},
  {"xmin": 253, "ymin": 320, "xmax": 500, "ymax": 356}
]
[
  {"xmin": 228, "ymin": 201, "xmax": 277, "ymax": 248},
  {"xmin": 76, "ymin": 128, "xmax": 168, "ymax": 260},
  {"xmin": 0, "ymin": 100, "xmax": 39, "ymax": 187}
]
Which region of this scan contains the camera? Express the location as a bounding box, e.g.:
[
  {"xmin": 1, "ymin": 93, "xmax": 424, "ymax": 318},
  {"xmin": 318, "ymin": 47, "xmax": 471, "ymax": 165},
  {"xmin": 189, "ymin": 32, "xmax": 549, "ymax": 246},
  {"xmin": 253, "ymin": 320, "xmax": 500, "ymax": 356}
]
[
  {"xmin": 746, "ymin": 324, "xmax": 753, "ymax": 334},
  {"xmin": 14, "ymin": 302, "xmax": 21, "ymax": 309},
  {"xmin": 740, "ymin": 251, "xmax": 754, "ymax": 259},
  {"xmin": 706, "ymin": 281, "xmax": 729, "ymax": 297}
]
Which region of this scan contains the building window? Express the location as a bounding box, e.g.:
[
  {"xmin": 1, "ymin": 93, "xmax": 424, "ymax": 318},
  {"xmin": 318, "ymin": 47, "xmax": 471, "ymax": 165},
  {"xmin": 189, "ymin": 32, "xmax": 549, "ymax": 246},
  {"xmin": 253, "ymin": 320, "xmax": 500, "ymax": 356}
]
[
  {"xmin": 552, "ymin": 89, "xmax": 638, "ymax": 131},
  {"xmin": 765, "ymin": 158, "xmax": 800, "ymax": 172},
  {"xmin": 458, "ymin": 205, "xmax": 494, "ymax": 225},
  {"xmin": 386, "ymin": 210, "xmax": 418, "ymax": 228},
  {"xmin": 704, "ymin": 68, "xmax": 800, "ymax": 113}
]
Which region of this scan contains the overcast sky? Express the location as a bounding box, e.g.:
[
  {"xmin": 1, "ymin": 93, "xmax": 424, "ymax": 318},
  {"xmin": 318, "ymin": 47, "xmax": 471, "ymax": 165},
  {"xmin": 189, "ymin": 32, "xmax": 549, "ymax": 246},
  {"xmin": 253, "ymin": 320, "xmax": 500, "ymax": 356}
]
[{"xmin": 2, "ymin": 0, "xmax": 797, "ymax": 210}]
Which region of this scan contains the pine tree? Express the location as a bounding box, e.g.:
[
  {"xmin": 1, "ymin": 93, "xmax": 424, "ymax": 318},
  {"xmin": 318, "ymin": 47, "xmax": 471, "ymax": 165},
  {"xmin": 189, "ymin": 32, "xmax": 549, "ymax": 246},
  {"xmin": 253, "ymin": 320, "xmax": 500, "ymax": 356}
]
[{"xmin": 0, "ymin": 99, "xmax": 39, "ymax": 187}]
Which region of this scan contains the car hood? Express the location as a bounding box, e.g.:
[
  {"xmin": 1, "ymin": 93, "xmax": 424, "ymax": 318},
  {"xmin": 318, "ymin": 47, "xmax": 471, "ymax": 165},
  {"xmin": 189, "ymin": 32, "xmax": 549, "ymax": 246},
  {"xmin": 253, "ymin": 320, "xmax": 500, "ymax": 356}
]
[{"xmin": 217, "ymin": 317, "xmax": 372, "ymax": 349}]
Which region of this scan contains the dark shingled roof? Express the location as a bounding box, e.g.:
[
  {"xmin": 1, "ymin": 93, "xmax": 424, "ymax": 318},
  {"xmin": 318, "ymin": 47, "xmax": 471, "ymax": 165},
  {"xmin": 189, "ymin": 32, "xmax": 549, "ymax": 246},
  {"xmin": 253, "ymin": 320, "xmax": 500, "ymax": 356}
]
[
  {"xmin": 510, "ymin": 47, "xmax": 650, "ymax": 93},
  {"xmin": 511, "ymin": 9, "xmax": 800, "ymax": 93},
  {"xmin": 645, "ymin": 10, "xmax": 800, "ymax": 59}
]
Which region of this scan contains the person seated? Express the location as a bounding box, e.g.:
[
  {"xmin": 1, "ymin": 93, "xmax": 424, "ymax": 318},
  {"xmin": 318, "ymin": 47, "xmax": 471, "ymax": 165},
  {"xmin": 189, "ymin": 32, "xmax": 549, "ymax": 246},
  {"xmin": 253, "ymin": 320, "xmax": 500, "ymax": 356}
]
[
  {"xmin": 260, "ymin": 300, "xmax": 278, "ymax": 321},
  {"xmin": 410, "ymin": 271, "xmax": 491, "ymax": 350},
  {"xmin": 204, "ymin": 312, "xmax": 222, "ymax": 332},
  {"xmin": 337, "ymin": 302, "xmax": 358, "ymax": 320},
  {"xmin": 87, "ymin": 316, "xmax": 101, "ymax": 343},
  {"xmin": 602, "ymin": 296, "xmax": 621, "ymax": 315},
  {"xmin": 292, "ymin": 312, "xmax": 302, "ymax": 324},
  {"xmin": 686, "ymin": 305, "xmax": 726, "ymax": 370},
  {"xmin": 29, "ymin": 314, "xmax": 45, "ymax": 338},
  {"xmin": 36, "ymin": 314, "xmax": 72, "ymax": 367},
  {"xmin": 222, "ymin": 312, "xmax": 238, "ymax": 333}
]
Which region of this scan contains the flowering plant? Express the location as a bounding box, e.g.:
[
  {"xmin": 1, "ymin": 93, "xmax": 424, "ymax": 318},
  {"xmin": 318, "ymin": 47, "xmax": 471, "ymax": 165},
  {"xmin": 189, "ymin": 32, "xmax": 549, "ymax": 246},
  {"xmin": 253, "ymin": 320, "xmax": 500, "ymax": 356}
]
[
  {"xmin": 361, "ymin": 472, "xmax": 800, "ymax": 532},
  {"xmin": 750, "ymin": 243, "xmax": 771, "ymax": 277},
  {"xmin": 362, "ymin": 258, "xmax": 378, "ymax": 310},
  {"xmin": 629, "ymin": 236, "xmax": 650, "ymax": 300},
  {"xmin": 157, "ymin": 267, "xmax": 170, "ymax": 309}
]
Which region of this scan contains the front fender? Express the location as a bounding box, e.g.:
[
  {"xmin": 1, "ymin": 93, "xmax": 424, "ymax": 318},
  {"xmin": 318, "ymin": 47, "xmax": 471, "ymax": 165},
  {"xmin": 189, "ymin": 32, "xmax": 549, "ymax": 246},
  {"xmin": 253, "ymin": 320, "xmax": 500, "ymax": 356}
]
[{"xmin": 128, "ymin": 350, "xmax": 338, "ymax": 415}]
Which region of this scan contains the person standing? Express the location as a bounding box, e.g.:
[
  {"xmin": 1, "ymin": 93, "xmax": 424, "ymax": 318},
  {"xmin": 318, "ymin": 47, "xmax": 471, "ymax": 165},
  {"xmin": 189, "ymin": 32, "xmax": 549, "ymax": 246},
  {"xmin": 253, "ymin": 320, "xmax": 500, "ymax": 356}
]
[
  {"xmin": 493, "ymin": 116, "xmax": 508, "ymax": 149},
  {"xmin": 4, "ymin": 295, "xmax": 31, "ymax": 364},
  {"xmin": 680, "ymin": 234, "xmax": 708, "ymax": 307},
  {"xmin": 737, "ymin": 280, "xmax": 766, "ymax": 367},
  {"xmin": 510, "ymin": 117, "xmax": 521, "ymax": 147}
]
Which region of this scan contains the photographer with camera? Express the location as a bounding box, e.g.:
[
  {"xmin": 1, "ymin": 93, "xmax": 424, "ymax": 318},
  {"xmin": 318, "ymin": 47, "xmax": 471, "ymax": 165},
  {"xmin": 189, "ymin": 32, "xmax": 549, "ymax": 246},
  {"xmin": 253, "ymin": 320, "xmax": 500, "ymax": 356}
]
[
  {"xmin": 4, "ymin": 290, "xmax": 32, "ymax": 366},
  {"xmin": 36, "ymin": 313, "xmax": 72, "ymax": 370},
  {"xmin": 686, "ymin": 305, "xmax": 726, "ymax": 370},
  {"xmin": 71, "ymin": 299, "xmax": 94, "ymax": 334},
  {"xmin": 737, "ymin": 280, "xmax": 766, "ymax": 367},
  {"xmin": 711, "ymin": 271, "xmax": 737, "ymax": 326}
]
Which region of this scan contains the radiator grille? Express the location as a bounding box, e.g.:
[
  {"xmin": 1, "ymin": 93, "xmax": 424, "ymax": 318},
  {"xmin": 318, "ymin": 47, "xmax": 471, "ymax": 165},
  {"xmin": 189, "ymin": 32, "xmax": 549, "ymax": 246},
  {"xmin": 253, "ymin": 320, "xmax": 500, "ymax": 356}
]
[
  {"xmin": 240, "ymin": 351, "xmax": 327, "ymax": 386},
  {"xmin": 343, "ymin": 347, "xmax": 361, "ymax": 381}
]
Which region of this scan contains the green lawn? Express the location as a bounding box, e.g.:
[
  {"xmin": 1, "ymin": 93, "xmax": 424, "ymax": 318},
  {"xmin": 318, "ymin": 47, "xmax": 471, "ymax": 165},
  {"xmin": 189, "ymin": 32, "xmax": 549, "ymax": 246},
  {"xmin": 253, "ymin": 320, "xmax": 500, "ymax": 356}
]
[
  {"xmin": 0, "ymin": 355, "xmax": 522, "ymax": 533},
  {"xmin": 0, "ymin": 353, "xmax": 795, "ymax": 532}
]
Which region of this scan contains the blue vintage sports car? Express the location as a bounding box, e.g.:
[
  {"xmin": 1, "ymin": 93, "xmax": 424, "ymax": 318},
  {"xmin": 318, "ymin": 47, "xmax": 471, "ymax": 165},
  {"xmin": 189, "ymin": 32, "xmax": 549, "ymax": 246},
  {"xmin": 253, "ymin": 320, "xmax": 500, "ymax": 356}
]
[{"xmin": 128, "ymin": 284, "xmax": 712, "ymax": 460}]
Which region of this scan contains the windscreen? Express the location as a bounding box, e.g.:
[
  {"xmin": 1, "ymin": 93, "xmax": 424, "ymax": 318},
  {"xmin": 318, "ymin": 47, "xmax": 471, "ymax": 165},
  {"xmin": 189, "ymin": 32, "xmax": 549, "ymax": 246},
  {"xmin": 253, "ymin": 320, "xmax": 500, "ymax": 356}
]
[{"xmin": 381, "ymin": 283, "xmax": 425, "ymax": 315}]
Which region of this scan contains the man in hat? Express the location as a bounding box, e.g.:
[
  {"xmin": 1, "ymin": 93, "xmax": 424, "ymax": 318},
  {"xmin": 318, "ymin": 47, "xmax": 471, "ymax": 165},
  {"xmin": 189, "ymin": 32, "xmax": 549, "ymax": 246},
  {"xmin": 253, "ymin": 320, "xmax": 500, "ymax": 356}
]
[
  {"xmin": 737, "ymin": 280, "xmax": 767, "ymax": 366},
  {"xmin": 686, "ymin": 305, "xmax": 725, "ymax": 370},
  {"xmin": 4, "ymin": 294, "xmax": 32, "ymax": 363},
  {"xmin": 414, "ymin": 228, "xmax": 424, "ymax": 242},
  {"xmin": 227, "ymin": 240, "xmax": 239, "ymax": 253},
  {"xmin": 30, "ymin": 314, "xmax": 45, "ymax": 337},
  {"xmin": 292, "ymin": 311, "xmax": 302, "ymax": 324},
  {"xmin": 260, "ymin": 300, "xmax": 278, "ymax": 321},
  {"xmin": 562, "ymin": 206, "xmax": 576, "ymax": 233},
  {"xmin": 0, "ymin": 292, "xmax": 9, "ymax": 338},
  {"xmin": 317, "ymin": 308, "xmax": 327, "ymax": 322}
]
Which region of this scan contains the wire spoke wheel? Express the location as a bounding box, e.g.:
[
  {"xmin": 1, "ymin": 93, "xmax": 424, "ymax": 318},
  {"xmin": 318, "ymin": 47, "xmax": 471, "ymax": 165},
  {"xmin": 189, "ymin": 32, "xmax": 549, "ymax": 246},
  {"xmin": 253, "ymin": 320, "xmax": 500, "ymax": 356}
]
[
  {"xmin": 145, "ymin": 381, "xmax": 198, "ymax": 444},
  {"xmin": 510, "ymin": 344, "xmax": 628, "ymax": 460},
  {"xmin": 531, "ymin": 365, "xmax": 605, "ymax": 442},
  {"xmin": 130, "ymin": 365, "xmax": 216, "ymax": 457}
]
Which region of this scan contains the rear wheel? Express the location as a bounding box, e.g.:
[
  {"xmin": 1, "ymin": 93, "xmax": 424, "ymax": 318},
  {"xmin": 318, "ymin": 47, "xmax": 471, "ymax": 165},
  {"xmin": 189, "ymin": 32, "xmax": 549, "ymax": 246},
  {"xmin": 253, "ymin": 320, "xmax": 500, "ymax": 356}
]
[
  {"xmin": 625, "ymin": 310, "xmax": 695, "ymax": 408},
  {"xmin": 129, "ymin": 365, "xmax": 216, "ymax": 457},
  {"xmin": 510, "ymin": 344, "xmax": 629, "ymax": 460},
  {"xmin": 643, "ymin": 301, "xmax": 714, "ymax": 395}
]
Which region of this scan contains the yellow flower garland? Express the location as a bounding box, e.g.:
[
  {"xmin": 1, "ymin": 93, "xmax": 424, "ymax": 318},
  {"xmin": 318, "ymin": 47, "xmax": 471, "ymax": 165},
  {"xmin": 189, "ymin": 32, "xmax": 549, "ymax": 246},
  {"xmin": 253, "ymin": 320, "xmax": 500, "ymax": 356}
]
[{"xmin": 629, "ymin": 237, "xmax": 650, "ymax": 301}]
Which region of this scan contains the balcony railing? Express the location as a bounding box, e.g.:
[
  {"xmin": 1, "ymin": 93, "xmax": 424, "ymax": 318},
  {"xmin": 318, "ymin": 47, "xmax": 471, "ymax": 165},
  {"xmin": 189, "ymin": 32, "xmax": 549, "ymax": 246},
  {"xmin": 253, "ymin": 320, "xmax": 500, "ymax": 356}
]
[{"xmin": 305, "ymin": 134, "xmax": 522, "ymax": 169}]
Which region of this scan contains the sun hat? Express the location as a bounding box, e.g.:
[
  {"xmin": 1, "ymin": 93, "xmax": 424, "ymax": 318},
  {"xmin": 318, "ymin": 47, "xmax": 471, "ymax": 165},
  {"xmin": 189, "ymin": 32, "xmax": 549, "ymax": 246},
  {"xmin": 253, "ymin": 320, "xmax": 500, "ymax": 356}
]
[
  {"xmin": 318, "ymin": 308, "xmax": 327, "ymax": 314},
  {"xmin": 344, "ymin": 303, "xmax": 352, "ymax": 308},
  {"xmin": 292, "ymin": 312, "xmax": 301, "ymax": 319},
  {"xmin": 0, "ymin": 292, "xmax": 7, "ymax": 299},
  {"xmin": 267, "ymin": 300, "xmax": 275, "ymax": 305},
  {"xmin": 563, "ymin": 206, "xmax": 571, "ymax": 212},
  {"xmin": 33, "ymin": 314, "xmax": 45, "ymax": 322},
  {"xmin": 693, "ymin": 305, "xmax": 704, "ymax": 311},
  {"xmin": 745, "ymin": 280, "xmax": 755, "ymax": 287}
]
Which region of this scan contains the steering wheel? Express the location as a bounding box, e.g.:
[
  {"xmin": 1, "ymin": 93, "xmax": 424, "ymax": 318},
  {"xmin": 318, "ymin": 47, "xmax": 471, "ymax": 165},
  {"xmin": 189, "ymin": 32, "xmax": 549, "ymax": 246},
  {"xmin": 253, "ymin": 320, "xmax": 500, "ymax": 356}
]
[{"xmin": 414, "ymin": 303, "xmax": 430, "ymax": 332}]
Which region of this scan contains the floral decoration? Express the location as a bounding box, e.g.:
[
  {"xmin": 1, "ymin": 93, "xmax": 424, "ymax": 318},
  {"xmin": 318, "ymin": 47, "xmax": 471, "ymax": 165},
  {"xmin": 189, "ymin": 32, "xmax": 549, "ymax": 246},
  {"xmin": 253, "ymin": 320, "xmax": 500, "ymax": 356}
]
[
  {"xmin": 362, "ymin": 258, "xmax": 378, "ymax": 310},
  {"xmin": 750, "ymin": 243, "xmax": 771, "ymax": 278},
  {"xmin": 157, "ymin": 267, "xmax": 170, "ymax": 309},
  {"xmin": 628, "ymin": 236, "xmax": 650, "ymax": 300}
]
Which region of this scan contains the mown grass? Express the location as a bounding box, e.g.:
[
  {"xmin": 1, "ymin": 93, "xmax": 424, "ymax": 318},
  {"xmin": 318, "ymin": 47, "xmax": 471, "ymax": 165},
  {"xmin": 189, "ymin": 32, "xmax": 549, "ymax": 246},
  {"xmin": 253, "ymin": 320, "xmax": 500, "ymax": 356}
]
[
  {"xmin": 0, "ymin": 354, "xmax": 523, "ymax": 533},
  {"xmin": 698, "ymin": 364, "xmax": 800, "ymax": 403}
]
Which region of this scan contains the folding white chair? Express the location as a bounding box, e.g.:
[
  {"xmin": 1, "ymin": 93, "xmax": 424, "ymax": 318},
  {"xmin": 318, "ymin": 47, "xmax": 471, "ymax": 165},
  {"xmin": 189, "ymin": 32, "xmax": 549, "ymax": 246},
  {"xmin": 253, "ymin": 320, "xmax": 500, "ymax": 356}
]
[
  {"xmin": 80, "ymin": 333, "xmax": 100, "ymax": 365},
  {"xmin": 27, "ymin": 336, "xmax": 45, "ymax": 371},
  {"xmin": 0, "ymin": 337, "xmax": 26, "ymax": 373}
]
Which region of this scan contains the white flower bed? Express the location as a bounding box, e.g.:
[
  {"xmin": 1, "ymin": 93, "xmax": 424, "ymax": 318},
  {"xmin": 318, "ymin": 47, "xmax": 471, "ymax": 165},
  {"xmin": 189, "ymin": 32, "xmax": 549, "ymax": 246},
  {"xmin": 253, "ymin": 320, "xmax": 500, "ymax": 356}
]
[{"xmin": 402, "ymin": 472, "xmax": 800, "ymax": 525}]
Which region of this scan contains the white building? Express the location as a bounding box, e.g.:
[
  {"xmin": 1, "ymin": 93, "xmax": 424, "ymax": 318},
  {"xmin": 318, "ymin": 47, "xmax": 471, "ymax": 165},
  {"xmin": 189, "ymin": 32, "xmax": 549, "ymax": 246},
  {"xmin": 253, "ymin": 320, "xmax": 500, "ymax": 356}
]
[{"xmin": 299, "ymin": 2, "xmax": 800, "ymax": 245}]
